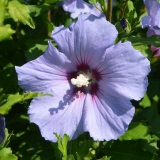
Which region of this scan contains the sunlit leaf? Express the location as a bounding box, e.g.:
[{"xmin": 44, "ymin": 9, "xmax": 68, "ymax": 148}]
[
  {"xmin": 132, "ymin": 44, "xmax": 153, "ymax": 60},
  {"xmin": 0, "ymin": 25, "xmax": 15, "ymax": 42},
  {"xmin": 8, "ymin": 0, "xmax": 35, "ymax": 28},
  {"xmin": 0, "ymin": 0, "xmax": 8, "ymax": 25},
  {"xmin": 119, "ymin": 122, "xmax": 149, "ymax": 140},
  {"xmin": 139, "ymin": 94, "xmax": 151, "ymax": 108},
  {"xmin": 54, "ymin": 133, "xmax": 70, "ymax": 160},
  {"xmin": 0, "ymin": 92, "xmax": 52, "ymax": 115},
  {"xmin": 0, "ymin": 148, "xmax": 18, "ymax": 160}
]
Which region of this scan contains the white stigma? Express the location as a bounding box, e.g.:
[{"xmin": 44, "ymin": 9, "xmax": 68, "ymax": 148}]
[{"xmin": 71, "ymin": 74, "xmax": 90, "ymax": 88}]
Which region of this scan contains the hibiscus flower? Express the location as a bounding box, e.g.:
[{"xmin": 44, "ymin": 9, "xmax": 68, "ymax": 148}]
[
  {"xmin": 15, "ymin": 14, "xmax": 150, "ymax": 142},
  {"xmin": 62, "ymin": 0, "xmax": 102, "ymax": 18},
  {"xmin": 141, "ymin": 0, "xmax": 160, "ymax": 37}
]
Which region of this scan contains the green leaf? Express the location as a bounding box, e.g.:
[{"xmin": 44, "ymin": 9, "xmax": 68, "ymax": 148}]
[
  {"xmin": 25, "ymin": 39, "xmax": 48, "ymax": 61},
  {"xmin": 67, "ymin": 154, "xmax": 75, "ymax": 160},
  {"xmin": 97, "ymin": 156, "xmax": 111, "ymax": 160},
  {"xmin": 132, "ymin": 44, "xmax": 153, "ymax": 60},
  {"xmin": 0, "ymin": 148, "xmax": 18, "ymax": 160},
  {"xmin": 127, "ymin": 35, "xmax": 160, "ymax": 46},
  {"xmin": 119, "ymin": 122, "xmax": 149, "ymax": 140},
  {"xmin": 140, "ymin": 135, "xmax": 159, "ymax": 154},
  {"xmin": 41, "ymin": 14, "xmax": 55, "ymax": 33},
  {"xmin": 76, "ymin": 140, "xmax": 91, "ymax": 159},
  {"xmin": 54, "ymin": 133, "xmax": 70, "ymax": 160},
  {"xmin": 0, "ymin": 92, "xmax": 52, "ymax": 115},
  {"xmin": 150, "ymin": 116, "xmax": 160, "ymax": 137},
  {"xmin": 84, "ymin": 148, "xmax": 95, "ymax": 160},
  {"xmin": 75, "ymin": 153, "xmax": 81, "ymax": 160},
  {"xmin": 45, "ymin": 0, "xmax": 62, "ymax": 4},
  {"xmin": 88, "ymin": 0, "xmax": 96, "ymax": 4},
  {"xmin": 139, "ymin": 94, "xmax": 151, "ymax": 108},
  {"xmin": 106, "ymin": 141, "xmax": 160, "ymax": 160},
  {"xmin": 27, "ymin": 4, "xmax": 51, "ymax": 17},
  {"xmin": 0, "ymin": 0, "xmax": 8, "ymax": 25},
  {"xmin": 0, "ymin": 25, "xmax": 15, "ymax": 42},
  {"xmin": 8, "ymin": 0, "xmax": 35, "ymax": 29}
]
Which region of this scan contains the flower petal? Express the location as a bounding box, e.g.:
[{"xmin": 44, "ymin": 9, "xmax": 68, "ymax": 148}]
[
  {"xmin": 15, "ymin": 41, "xmax": 75, "ymax": 92},
  {"xmin": 52, "ymin": 14, "xmax": 118, "ymax": 68},
  {"xmin": 147, "ymin": 27, "xmax": 160, "ymax": 37},
  {"xmin": 83, "ymin": 93, "xmax": 134, "ymax": 141},
  {"xmin": 143, "ymin": 0, "xmax": 160, "ymax": 28},
  {"xmin": 28, "ymin": 90, "xmax": 86, "ymax": 142},
  {"xmin": 141, "ymin": 15, "xmax": 151, "ymax": 28},
  {"xmin": 63, "ymin": 0, "xmax": 101, "ymax": 19},
  {"xmin": 97, "ymin": 42, "xmax": 150, "ymax": 100}
]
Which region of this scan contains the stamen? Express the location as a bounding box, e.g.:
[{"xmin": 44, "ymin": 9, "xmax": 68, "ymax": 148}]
[{"xmin": 71, "ymin": 74, "xmax": 90, "ymax": 87}]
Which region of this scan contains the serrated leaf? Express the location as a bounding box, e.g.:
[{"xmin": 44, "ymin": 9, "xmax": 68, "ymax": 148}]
[
  {"xmin": 8, "ymin": 0, "xmax": 35, "ymax": 28},
  {"xmin": 0, "ymin": 92, "xmax": 52, "ymax": 115},
  {"xmin": 0, "ymin": 25, "xmax": 15, "ymax": 42},
  {"xmin": 119, "ymin": 122, "xmax": 149, "ymax": 140},
  {"xmin": 0, "ymin": 0, "xmax": 8, "ymax": 25},
  {"xmin": 139, "ymin": 94, "xmax": 151, "ymax": 108},
  {"xmin": 0, "ymin": 148, "xmax": 18, "ymax": 160}
]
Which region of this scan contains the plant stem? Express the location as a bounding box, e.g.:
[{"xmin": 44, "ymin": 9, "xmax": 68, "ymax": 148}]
[
  {"xmin": 107, "ymin": 0, "xmax": 112, "ymax": 22},
  {"xmin": 121, "ymin": 0, "xmax": 129, "ymax": 19}
]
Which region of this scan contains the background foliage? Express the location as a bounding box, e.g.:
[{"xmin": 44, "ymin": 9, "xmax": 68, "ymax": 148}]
[{"xmin": 0, "ymin": 0, "xmax": 160, "ymax": 159}]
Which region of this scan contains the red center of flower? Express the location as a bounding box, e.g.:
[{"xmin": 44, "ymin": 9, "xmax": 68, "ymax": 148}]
[{"xmin": 67, "ymin": 63, "xmax": 102, "ymax": 95}]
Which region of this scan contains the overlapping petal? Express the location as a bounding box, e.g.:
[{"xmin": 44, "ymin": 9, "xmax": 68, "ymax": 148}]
[
  {"xmin": 83, "ymin": 94, "xmax": 134, "ymax": 141},
  {"xmin": 97, "ymin": 42, "xmax": 150, "ymax": 100},
  {"xmin": 29, "ymin": 90, "xmax": 86, "ymax": 142},
  {"xmin": 15, "ymin": 42, "xmax": 75, "ymax": 92},
  {"xmin": 52, "ymin": 14, "xmax": 118, "ymax": 68}
]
